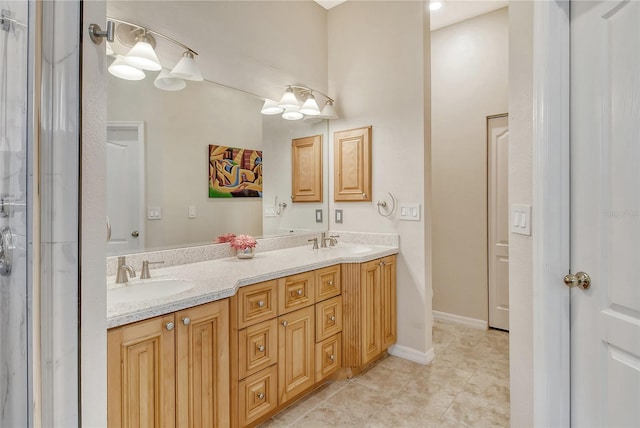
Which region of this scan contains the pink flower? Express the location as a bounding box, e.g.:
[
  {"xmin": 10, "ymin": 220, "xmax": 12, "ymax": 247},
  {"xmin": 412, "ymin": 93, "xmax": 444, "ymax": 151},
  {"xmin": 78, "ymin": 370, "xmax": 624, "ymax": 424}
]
[
  {"xmin": 230, "ymin": 234, "xmax": 257, "ymax": 250},
  {"xmin": 215, "ymin": 233, "xmax": 236, "ymax": 243}
]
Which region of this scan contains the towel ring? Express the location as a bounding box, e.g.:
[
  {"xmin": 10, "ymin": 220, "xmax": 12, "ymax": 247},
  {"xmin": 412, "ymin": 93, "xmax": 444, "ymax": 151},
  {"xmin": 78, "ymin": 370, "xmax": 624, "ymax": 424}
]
[{"xmin": 376, "ymin": 193, "xmax": 397, "ymax": 217}]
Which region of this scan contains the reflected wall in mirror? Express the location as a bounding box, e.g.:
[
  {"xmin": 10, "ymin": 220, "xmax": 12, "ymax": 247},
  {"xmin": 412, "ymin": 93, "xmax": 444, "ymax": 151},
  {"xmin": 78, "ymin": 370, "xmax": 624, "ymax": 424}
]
[{"xmin": 107, "ymin": 73, "xmax": 329, "ymax": 256}]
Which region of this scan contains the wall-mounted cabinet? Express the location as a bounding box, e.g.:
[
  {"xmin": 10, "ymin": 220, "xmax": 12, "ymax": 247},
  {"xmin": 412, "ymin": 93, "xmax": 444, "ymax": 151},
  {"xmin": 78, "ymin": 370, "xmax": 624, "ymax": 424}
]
[
  {"xmin": 291, "ymin": 135, "xmax": 323, "ymax": 202},
  {"xmin": 107, "ymin": 300, "xmax": 230, "ymax": 428},
  {"xmin": 334, "ymin": 126, "xmax": 372, "ymax": 202}
]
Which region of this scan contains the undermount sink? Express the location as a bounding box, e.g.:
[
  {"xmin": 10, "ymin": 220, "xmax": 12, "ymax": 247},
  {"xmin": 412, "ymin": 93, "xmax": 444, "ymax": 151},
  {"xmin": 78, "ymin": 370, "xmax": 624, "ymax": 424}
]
[
  {"xmin": 108, "ymin": 278, "xmax": 195, "ymax": 304},
  {"xmin": 341, "ymin": 245, "xmax": 374, "ymax": 254}
]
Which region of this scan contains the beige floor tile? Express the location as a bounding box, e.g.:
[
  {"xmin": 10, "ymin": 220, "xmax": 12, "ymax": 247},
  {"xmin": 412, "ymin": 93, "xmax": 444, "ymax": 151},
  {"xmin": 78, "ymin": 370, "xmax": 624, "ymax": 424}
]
[
  {"xmin": 291, "ymin": 403, "xmax": 366, "ymax": 427},
  {"xmin": 325, "ymin": 382, "xmax": 393, "ymax": 420},
  {"xmin": 352, "ymin": 363, "xmax": 413, "ymax": 393},
  {"xmin": 273, "ymin": 394, "xmax": 324, "ymax": 425},
  {"xmin": 308, "ymin": 379, "xmax": 349, "ymax": 401},
  {"xmin": 257, "ymin": 417, "xmax": 288, "ymax": 428},
  {"xmin": 444, "ymin": 391, "xmax": 510, "ymax": 427}
]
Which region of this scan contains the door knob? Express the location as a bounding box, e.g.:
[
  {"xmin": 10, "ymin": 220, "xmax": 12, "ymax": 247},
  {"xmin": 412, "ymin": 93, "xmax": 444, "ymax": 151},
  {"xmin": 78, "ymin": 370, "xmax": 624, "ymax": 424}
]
[
  {"xmin": 563, "ymin": 272, "xmax": 591, "ymax": 290},
  {"xmin": 131, "ymin": 230, "xmax": 139, "ymax": 238}
]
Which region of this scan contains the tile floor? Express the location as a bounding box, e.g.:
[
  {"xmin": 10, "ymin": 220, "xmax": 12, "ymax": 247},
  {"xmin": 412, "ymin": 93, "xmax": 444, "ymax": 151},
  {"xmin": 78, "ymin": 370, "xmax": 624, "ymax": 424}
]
[{"xmin": 259, "ymin": 320, "xmax": 510, "ymax": 428}]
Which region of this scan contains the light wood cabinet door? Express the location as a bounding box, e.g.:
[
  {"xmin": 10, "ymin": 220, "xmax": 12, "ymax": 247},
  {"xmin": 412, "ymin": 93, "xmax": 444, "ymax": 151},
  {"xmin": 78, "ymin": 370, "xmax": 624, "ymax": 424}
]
[
  {"xmin": 315, "ymin": 265, "xmax": 341, "ymax": 301},
  {"xmin": 291, "ymin": 134, "xmax": 323, "ymax": 202},
  {"xmin": 334, "ymin": 126, "xmax": 372, "ymax": 202},
  {"xmin": 238, "ymin": 365, "xmax": 278, "ymax": 427},
  {"xmin": 175, "ymin": 300, "xmax": 230, "ymax": 428},
  {"xmin": 278, "ymin": 272, "xmax": 315, "ymax": 315},
  {"xmin": 381, "ymin": 256, "xmax": 397, "ymax": 348},
  {"xmin": 315, "ymin": 296, "xmax": 343, "ymax": 343},
  {"xmin": 315, "ymin": 333, "xmax": 342, "ymax": 382},
  {"xmin": 107, "ymin": 314, "xmax": 176, "ymax": 428},
  {"xmin": 278, "ymin": 305, "xmax": 315, "ymax": 403},
  {"xmin": 238, "ymin": 318, "xmax": 278, "ymax": 379},
  {"xmin": 238, "ymin": 280, "xmax": 278, "ymax": 329},
  {"xmin": 361, "ymin": 259, "xmax": 382, "ymax": 365}
]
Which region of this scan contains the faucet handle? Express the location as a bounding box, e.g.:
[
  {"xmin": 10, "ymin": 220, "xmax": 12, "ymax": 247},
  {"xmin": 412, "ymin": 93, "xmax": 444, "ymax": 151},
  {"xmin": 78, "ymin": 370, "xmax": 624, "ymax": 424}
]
[
  {"xmin": 308, "ymin": 238, "xmax": 319, "ymax": 250},
  {"xmin": 140, "ymin": 260, "xmax": 165, "ymax": 279},
  {"xmin": 329, "ymin": 235, "xmax": 340, "ymax": 246}
]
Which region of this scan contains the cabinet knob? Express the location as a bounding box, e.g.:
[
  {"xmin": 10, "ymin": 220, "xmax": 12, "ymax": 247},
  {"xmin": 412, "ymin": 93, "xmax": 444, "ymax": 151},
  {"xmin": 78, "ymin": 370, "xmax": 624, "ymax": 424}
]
[
  {"xmin": 257, "ymin": 300, "xmax": 265, "ymax": 308},
  {"xmin": 166, "ymin": 322, "xmax": 174, "ymax": 331},
  {"xmin": 182, "ymin": 317, "xmax": 191, "ymax": 326},
  {"xmin": 362, "ymin": 192, "xmax": 367, "ymax": 198},
  {"xmin": 296, "ymin": 289, "xmax": 303, "ymax": 296},
  {"xmin": 329, "ymin": 315, "xmax": 336, "ymax": 322},
  {"xmin": 257, "ymin": 392, "xmax": 265, "ymax": 400},
  {"xmin": 379, "ymin": 261, "xmax": 384, "ymax": 267},
  {"xmin": 327, "ymin": 280, "xmax": 333, "ymax": 286},
  {"xmin": 257, "ymin": 344, "xmax": 265, "ymax": 353},
  {"xmin": 329, "ymin": 354, "xmax": 335, "ymax": 361},
  {"xmin": 281, "ymin": 320, "xmax": 288, "ymax": 327}
]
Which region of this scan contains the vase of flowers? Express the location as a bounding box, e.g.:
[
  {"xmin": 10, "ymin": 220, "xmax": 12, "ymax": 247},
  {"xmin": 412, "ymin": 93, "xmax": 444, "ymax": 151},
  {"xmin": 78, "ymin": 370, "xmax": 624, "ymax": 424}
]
[{"xmin": 230, "ymin": 234, "xmax": 257, "ymax": 259}]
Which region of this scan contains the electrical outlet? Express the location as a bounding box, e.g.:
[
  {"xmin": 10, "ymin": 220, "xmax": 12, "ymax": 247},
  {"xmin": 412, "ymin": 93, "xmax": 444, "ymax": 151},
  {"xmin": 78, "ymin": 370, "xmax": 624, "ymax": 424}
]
[
  {"xmin": 335, "ymin": 209, "xmax": 343, "ymax": 224},
  {"xmin": 315, "ymin": 209, "xmax": 323, "ymax": 223}
]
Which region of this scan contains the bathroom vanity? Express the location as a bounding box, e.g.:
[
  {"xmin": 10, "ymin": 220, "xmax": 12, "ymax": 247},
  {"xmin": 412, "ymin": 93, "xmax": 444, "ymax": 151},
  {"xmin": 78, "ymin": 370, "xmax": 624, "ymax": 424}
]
[{"xmin": 106, "ymin": 240, "xmax": 398, "ymax": 427}]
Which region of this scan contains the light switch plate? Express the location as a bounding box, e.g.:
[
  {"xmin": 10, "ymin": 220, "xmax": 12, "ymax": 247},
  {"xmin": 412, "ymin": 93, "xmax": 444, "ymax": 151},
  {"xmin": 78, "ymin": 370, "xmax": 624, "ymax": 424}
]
[
  {"xmin": 148, "ymin": 206, "xmax": 162, "ymax": 220},
  {"xmin": 315, "ymin": 209, "xmax": 323, "ymax": 223},
  {"xmin": 511, "ymin": 204, "xmax": 532, "ymax": 235},
  {"xmin": 335, "ymin": 209, "xmax": 343, "ymax": 224},
  {"xmin": 188, "ymin": 205, "xmax": 197, "ymax": 218},
  {"xmin": 399, "ymin": 203, "xmax": 421, "ymax": 221},
  {"xmin": 264, "ymin": 206, "xmax": 276, "ymax": 217}
]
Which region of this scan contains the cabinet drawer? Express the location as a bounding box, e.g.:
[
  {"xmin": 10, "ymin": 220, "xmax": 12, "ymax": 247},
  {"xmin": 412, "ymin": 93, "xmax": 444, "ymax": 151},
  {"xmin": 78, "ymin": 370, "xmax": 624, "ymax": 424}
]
[
  {"xmin": 238, "ymin": 319, "xmax": 278, "ymax": 380},
  {"xmin": 278, "ymin": 272, "xmax": 315, "ymax": 315},
  {"xmin": 238, "ymin": 280, "xmax": 278, "ymax": 329},
  {"xmin": 315, "ymin": 333, "xmax": 342, "ymax": 382},
  {"xmin": 315, "ymin": 265, "xmax": 341, "ymax": 301},
  {"xmin": 315, "ymin": 296, "xmax": 342, "ymax": 343},
  {"xmin": 238, "ymin": 365, "xmax": 278, "ymax": 427}
]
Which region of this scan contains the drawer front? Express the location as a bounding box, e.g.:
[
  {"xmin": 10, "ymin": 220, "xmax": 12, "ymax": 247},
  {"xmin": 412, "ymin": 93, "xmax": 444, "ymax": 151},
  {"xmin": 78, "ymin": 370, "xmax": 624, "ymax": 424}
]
[
  {"xmin": 278, "ymin": 272, "xmax": 315, "ymax": 315},
  {"xmin": 315, "ymin": 333, "xmax": 342, "ymax": 382},
  {"xmin": 315, "ymin": 265, "xmax": 341, "ymax": 302},
  {"xmin": 315, "ymin": 295, "xmax": 343, "ymax": 343},
  {"xmin": 238, "ymin": 280, "xmax": 278, "ymax": 329},
  {"xmin": 238, "ymin": 319, "xmax": 278, "ymax": 380},
  {"xmin": 238, "ymin": 365, "xmax": 278, "ymax": 427}
]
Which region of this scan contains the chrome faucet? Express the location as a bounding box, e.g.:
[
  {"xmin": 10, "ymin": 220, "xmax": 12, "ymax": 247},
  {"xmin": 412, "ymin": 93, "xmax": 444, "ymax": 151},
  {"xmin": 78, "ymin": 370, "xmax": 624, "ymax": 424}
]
[
  {"xmin": 115, "ymin": 256, "xmax": 136, "ymax": 284},
  {"xmin": 308, "ymin": 237, "xmax": 319, "ymax": 250},
  {"xmin": 321, "ymin": 232, "xmax": 340, "ymax": 248}
]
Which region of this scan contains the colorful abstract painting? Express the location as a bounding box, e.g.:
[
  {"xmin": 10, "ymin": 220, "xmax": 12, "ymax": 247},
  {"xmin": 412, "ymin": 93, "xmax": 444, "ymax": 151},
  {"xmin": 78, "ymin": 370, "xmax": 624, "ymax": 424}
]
[{"xmin": 209, "ymin": 145, "xmax": 263, "ymax": 198}]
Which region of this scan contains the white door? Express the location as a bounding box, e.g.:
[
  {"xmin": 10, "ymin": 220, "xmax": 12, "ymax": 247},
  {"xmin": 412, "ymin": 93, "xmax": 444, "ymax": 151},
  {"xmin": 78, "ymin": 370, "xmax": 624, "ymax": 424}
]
[
  {"xmin": 571, "ymin": 1, "xmax": 640, "ymax": 426},
  {"xmin": 106, "ymin": 122, "xmax": 145, "ymax": 255},
  {"xmin": 488, "ymin": 114, "xmax": 509, "ymax": 330}
]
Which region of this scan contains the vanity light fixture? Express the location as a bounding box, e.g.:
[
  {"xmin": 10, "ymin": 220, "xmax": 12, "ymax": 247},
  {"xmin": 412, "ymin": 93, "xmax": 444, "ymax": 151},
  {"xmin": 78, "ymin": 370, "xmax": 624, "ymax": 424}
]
[
  {"xmin": 102, "ymin": 17, "xmax": 202, "ymax": 91},
  {"xmin": 263, "ymin": 85, "xmax": 338, "ymax": 120},
  {"xmin": 429, "ymin": 1, "xmax": 442, "ymax": 11}
]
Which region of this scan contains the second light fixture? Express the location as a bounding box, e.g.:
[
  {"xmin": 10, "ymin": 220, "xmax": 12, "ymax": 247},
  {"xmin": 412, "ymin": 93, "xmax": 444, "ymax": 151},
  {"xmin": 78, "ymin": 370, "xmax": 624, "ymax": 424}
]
[{"xmin": 261, "ymin": 86, "xmax": 338, "ymax": 120}]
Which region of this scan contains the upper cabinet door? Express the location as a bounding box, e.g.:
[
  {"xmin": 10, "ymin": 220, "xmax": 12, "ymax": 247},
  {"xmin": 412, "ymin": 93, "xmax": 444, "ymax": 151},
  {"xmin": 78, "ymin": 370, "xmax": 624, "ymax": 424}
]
[
  {"xmin": 334, "ymin": 126, "xmax": 372, "ymax": 202},
  {"xmin": 291, "ymin": 135, "xmax": 323, "ymax": 202}
]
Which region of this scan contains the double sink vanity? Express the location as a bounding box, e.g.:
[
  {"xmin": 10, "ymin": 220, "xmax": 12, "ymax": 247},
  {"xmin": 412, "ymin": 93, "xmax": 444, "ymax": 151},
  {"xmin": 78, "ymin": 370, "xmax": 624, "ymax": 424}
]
[{"xmin": 106, "ymin": 233, "xmax": 399, "ymax": 427}]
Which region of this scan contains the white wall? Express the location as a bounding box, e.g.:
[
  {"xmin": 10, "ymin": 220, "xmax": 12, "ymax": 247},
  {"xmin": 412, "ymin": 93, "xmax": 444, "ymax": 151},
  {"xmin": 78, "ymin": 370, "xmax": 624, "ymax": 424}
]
[
  {"xmin": 327, "ymin": 1, "xmax": 432, "ymax": 360},
  {"xmin": 107, "ymin": 74, "xmax": 263, "ymax": 249},
  {"xmin": 508, "ymin": 1, "xmax": 534, "ymax": 425},
  {"xmin": 431, "ymin": 8, "xmax": 508, "ymax": 322}
]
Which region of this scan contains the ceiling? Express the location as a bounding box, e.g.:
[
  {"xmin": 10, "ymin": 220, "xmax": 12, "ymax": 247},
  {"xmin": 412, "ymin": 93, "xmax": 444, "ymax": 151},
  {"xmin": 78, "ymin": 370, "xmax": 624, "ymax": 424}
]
[{"xmin": 313, "ymin": 0, "xmax": 508, "ymax": 31}]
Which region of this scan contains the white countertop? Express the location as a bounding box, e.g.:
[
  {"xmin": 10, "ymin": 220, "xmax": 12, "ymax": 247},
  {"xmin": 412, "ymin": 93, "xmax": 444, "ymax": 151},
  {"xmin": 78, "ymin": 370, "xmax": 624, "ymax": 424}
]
[{"xmin": 107, "ymin": 243, "xmax": 399, "ymax": 328}]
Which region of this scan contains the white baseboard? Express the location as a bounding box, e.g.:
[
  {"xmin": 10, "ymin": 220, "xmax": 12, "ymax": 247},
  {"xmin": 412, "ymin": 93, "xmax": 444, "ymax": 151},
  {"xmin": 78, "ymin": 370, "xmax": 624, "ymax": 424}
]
[
  {"xmin": 433, "ymin": 310, "xmax": 488, "ymax": 330},
  {"xmin": 388, "ymin": 344, "xmax": 434, "ymax": 365}
]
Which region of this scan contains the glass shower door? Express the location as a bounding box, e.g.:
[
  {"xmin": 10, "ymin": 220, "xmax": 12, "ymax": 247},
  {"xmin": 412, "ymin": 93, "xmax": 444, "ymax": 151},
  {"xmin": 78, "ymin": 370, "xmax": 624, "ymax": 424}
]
[{"xmin": 0, "ymin": 1, "xmax": 31, "ymax": 426}]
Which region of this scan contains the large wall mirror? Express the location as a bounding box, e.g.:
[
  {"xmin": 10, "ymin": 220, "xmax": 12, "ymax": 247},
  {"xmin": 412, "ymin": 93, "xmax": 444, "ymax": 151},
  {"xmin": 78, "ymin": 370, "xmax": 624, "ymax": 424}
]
[{"xmin": 107, "ymin": 73, "xmax": 329, "ymax": 256}]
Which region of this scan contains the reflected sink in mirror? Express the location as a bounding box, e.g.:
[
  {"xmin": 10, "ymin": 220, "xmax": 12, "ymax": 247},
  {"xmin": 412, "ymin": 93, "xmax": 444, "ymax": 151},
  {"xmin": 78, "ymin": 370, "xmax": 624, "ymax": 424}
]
[{"xmin": 108, "ymin": 278, "xmax": 195, "ymax": 305}]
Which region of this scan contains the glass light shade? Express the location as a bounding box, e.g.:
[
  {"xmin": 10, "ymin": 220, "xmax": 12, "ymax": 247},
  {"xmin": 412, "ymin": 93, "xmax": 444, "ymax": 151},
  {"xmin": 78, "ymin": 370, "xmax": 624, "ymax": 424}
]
[
  {"xmin": 320, "ymin": 101, "xmax": 338, "ymax": 119},
  {"xmin": 261, "ymin": 99, "xmax": 284, "ymax": 115},
  {"xmin": 282, "ymin": 106, "xmax": 304, "ymax": 120},
  {"xmin": 108, "ymin": 56, "xmax": 145, "ymax": 81},
  {"xmin": 278, "ymin": 87, "xmax": 299, "ymax": 109},
  {"xmin": 429, "ymin": 1, "xmax": 442, "ymax": 11},
  {"xmin": 154, "ymin": 68, "xmax": 187, "ymax": 91},
  {"xmin": 171, "ymin": 51, "xmax": 203, "ymax": 81},
  {"xmin": 124, "ymin": 37, "xmax": 162, "ymax": 71},
  {"xmin": 299, "ymin": 94, "xmax": 321, "ymax": 116}
]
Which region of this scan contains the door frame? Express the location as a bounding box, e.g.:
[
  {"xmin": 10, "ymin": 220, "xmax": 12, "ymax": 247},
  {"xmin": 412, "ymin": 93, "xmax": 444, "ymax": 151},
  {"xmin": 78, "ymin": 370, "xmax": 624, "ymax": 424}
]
[{"xmin": 530, "ymin": 0, "xmax": 570, "ymax": 426}]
